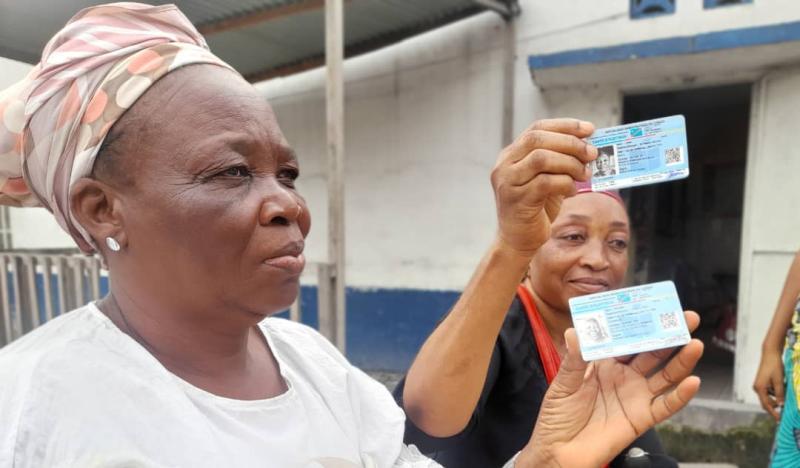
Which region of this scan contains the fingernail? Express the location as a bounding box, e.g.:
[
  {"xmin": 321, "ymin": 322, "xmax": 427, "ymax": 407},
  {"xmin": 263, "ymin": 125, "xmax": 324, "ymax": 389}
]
[
  {"xmin": 581, "ymin": 120, "xmax": 593, "ymax": 130},
  {"xmin": 588, "ymin": 145, "xmax": 598, "ymax": 159}
]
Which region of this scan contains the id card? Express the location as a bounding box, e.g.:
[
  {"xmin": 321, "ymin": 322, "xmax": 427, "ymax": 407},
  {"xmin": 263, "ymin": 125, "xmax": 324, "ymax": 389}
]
[
  {"xmin": 587, "ymin": 115, "xmax": 689, "ymax": 191},
  {"xmin": 568, "ymin": 281, "xmax": 690, "ymax": 361}
]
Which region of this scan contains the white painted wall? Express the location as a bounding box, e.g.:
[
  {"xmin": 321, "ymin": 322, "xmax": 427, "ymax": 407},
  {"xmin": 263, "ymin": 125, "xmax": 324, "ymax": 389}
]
[
  {"xmin": 735, "ymin": 66, "xmax": 800, "ymax": 404},
  {"xmin": 0, "ymin": 56, "xmax": 74, "ymax": 250},
  {"xmin": 257, "ymin": 13, "xmax": 511, "ymax": 290},
  {"xmin": 256, "ymin": 8, "xmax": 627, "ymax": 291}
]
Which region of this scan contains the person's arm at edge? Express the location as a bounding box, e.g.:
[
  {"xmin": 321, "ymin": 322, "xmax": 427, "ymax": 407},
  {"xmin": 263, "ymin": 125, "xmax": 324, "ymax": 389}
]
[
  {"xmin": 754, "ymin": 248, "xmax": 800, "ymax": 418},
  {"xmin": 762, "ymin": 249, "xmax": 800, "ymax": 352},
  {"xmin": 403, "ymin": 238, "xmax": 531, "ymax": 437}
]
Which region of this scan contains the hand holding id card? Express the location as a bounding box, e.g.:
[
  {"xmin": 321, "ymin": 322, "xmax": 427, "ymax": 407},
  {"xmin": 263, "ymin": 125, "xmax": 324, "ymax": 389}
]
[
  {"xmin": 568, "ymin": 281, "xmax": 691, "ymax": 361},
  {"xmin": 587, "ymin": 115, "xmax": 689, "ymax": 191}
]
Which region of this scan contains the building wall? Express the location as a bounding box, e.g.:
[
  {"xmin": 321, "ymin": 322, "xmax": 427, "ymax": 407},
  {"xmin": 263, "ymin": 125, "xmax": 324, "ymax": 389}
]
[
  {"xmin": 735, "ymin": 66, "xmax": 800, "ymax": 403},
  {"xmin": 6, "ymin": 1, "xmax": 800, "ymax": 383},
  {"xmin": 257, "ymin": 13, "xmax": 507, "ymax": 292}
]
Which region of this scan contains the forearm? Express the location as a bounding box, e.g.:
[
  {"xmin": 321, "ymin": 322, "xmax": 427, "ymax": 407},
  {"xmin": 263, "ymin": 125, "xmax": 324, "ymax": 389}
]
[
  {"xmin": 403, "ymin": 237, "xmax": 531, "ymax": 437},
  {"xmin": 763, "ymin": 250, "xmax": 800, "ymax": 351}
]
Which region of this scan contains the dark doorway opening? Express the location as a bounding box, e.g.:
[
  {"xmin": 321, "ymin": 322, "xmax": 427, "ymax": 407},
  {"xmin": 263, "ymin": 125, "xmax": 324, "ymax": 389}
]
[{"xmin": 623, "ymin": 83, "xmax": 751, "ymax": 400}]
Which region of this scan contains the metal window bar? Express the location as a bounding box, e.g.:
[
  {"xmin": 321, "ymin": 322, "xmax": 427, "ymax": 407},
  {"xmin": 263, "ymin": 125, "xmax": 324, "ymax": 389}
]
[
  {"xmin": 89, "ymin": 260, "xmax": 101, "ymax": 301},
  {"xmin": 70, "ymin": 257, "xmax": 85, "ymax": 309},
  {"xmin": 55, "ymin": 257, "xmax": 69, "ymax": 317},
  {"xmin": 19, "ymin": 256, "xmax": 40, "ymax": 331},
  {"xmin": 0, "ymin": 256, "xmax": 10, "ymax": 346},
  {"xmin": 38, "ymin": 256, "xmax": 54, "ymax": 322},
  {"xmin": 8, "ymin": 258, "xmax": 24, "ymax": 341},
  {"xmin": 0, "ymin": 253, "xmax": 104, "ymax": 343}
]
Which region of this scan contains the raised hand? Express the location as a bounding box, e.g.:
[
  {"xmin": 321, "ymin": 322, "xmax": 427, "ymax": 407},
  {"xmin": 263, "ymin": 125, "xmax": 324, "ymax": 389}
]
[
  {"xmin": 491, "ymin": 118, "xmax": 597, "ymax": 257},
  {"xmin": 516, "ymin": 311, "xmax": 704, "ymax": 468}
]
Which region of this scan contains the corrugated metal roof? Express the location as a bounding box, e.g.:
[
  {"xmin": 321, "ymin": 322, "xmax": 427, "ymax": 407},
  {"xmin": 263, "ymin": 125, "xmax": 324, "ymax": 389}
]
[{"xmin": 0, "ymin": 0, "xmax": 518, "ymax": 81}]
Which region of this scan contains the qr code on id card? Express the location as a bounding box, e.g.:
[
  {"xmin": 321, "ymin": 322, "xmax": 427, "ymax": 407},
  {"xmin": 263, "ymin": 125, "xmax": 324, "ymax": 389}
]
[
  {"xmin": 659, "ymin": 311, "xmax": 680, "ymax": 330},
  {"xmin": 665, "ymin": 146, "xmax": 683, "ymax": 165}
]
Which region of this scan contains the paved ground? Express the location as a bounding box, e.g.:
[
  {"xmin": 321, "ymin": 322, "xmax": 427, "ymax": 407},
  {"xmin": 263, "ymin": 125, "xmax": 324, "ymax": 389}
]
[{"xmin": 679, "ymin": 464, "xmax": 738, "ymax": 468}]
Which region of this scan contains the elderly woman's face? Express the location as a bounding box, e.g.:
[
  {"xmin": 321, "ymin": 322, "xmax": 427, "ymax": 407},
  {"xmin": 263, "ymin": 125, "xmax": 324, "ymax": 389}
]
[
  {"xmin": 101, "ymin": 66, "xmax": 310, "ymax": 319},
  {"xmin": 528, "ymin": 193, "xmax": 629, "ymax": 313}
]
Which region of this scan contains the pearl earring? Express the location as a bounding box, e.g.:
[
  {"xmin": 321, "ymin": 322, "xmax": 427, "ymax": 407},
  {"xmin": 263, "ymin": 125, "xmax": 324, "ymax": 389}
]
[{"xmin": 105, "ymin": 237, "xmax": 121, "ymax": 252}]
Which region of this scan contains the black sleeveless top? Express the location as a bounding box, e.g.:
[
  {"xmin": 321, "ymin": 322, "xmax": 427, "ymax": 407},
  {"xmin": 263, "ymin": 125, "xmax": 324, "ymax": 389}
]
[{"xmin": 394, "ymin": 296, "xmax": 677, "ymax": 468}]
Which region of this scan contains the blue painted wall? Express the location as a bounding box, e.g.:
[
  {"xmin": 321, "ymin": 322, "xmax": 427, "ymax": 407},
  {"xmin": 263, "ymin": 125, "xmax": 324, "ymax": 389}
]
[
  {"xmin": 266, "ymin": 286, "xmax": 458, "ymax": 371},
  {"xmin": 27, "ymin": 273, "xmax": 457, "ymax": 372},
  {"xmin": 528, "ymin": 21, "xmax": 800, "ymax": 70}
]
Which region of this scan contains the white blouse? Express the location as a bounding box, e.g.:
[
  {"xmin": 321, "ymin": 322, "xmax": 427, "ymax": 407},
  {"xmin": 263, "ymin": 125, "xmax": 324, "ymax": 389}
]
[{"xmin": 0, "ymin": 303, "xmax": 442, "ymax": 468}]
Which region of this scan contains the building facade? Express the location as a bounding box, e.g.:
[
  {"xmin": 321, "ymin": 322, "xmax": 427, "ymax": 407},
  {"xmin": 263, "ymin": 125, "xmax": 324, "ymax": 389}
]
[{"xmin": 4, "ymin": 0, "xmax": 800, "ymax": 405}]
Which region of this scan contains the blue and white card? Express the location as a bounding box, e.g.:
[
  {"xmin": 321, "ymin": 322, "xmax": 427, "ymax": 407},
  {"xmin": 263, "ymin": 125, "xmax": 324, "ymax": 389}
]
[
  {"xmin": 568, "ymin": 281, "xmax": 691, "ymax": 361},
  {"xmin": 587, "ymin": 115, "xmax": 689, "ymax": 191}
]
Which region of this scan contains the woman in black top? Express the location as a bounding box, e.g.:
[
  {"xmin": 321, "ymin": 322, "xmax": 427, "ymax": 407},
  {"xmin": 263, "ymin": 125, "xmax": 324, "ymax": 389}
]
[{"xmin": 397, "ymin": 178, "xmax": 690, "ymax": 467}]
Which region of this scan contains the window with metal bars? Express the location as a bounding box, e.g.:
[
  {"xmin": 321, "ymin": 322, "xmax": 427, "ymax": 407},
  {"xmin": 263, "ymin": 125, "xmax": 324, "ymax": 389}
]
[
  {"xmin": 704, "ymin": 0, "xmax": 752, "ymax": 9},
  {"xmin": 630, "ymin": 0, "xmax": 676, "ymax": 19}
]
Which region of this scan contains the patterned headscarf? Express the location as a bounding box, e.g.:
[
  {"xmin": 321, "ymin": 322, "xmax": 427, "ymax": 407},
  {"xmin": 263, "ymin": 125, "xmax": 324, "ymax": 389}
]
[{"xmin": 0, "ymin": 3, "xmax": 233, "ymax": 253}]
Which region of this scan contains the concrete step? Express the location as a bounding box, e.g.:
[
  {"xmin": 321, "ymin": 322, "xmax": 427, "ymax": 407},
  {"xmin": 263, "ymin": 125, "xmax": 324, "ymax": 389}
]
[
  {"xmin": 667, "ymin": 397, "xmax": 767, "ymax": 432},
  {"xmin": 679, "ymin": 464, "xmax": 738, "ymax": 468}
]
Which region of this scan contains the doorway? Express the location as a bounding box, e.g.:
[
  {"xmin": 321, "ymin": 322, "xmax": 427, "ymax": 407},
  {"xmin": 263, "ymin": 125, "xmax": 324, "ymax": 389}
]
[{"xmin": 623, "ymin": 83, "xmax": 751, "ymax": 400}]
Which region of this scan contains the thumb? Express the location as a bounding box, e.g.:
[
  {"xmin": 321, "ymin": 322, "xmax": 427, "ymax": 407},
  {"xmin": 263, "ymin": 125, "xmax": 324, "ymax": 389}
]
[{"xmin": 549, "ymin": 328, "xmax": 590, "ymax": 396}]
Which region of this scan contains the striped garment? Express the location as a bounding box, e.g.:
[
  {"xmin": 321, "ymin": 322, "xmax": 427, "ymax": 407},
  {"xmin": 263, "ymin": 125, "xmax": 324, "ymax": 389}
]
[
  {"xmin": 771, "ymin": 298, "xmax": 800, "ymax": 467},
  {"xmin": 0, "ymin": 2, "xmax": 232, "ymax": 253}
]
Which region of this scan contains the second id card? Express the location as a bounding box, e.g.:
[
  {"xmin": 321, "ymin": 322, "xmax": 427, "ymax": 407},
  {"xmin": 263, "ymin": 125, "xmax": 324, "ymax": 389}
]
[
  {"xmin": 587, "ymin": 115, "xmax": 689, "ymax": 191},
  {"xmin": 568, "ymin": 281, "xmax": 691, "ymax": 361}
]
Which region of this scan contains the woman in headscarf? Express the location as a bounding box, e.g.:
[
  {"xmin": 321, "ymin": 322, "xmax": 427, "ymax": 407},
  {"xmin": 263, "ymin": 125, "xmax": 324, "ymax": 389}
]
[
  {"xmin": 0, "ymin": 3, "xmax": 702, "ymax": 467},
  {"xmin": 397, "ymin": 182, "xmax": 697, "ymax": 467}
]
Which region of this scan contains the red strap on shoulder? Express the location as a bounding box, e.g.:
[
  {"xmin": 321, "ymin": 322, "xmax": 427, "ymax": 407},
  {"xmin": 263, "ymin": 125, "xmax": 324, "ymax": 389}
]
[
  {"xmin": 518, "ymin": 285, "xmax": 611, "ymax": 468},
  {"xmin": 517, "ymin": 284, "xmax": 561, "ymax": 385}
]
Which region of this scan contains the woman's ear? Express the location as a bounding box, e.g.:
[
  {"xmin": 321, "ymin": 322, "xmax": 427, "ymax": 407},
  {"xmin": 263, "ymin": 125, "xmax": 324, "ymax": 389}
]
[{"xmin": 70, "ymin": 177, "xmax": 127, "ymax": 251}]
